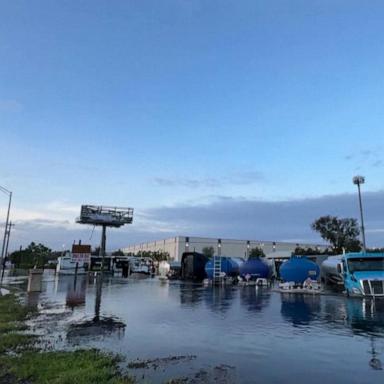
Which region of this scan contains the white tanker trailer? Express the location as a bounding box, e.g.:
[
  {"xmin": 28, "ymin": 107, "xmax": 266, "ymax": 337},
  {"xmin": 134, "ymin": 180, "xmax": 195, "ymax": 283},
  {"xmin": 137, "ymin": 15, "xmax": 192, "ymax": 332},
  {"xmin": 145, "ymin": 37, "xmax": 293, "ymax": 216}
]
[{"xmin": 320, "ymin": 255, "xmax": 344, "ymax": 285}]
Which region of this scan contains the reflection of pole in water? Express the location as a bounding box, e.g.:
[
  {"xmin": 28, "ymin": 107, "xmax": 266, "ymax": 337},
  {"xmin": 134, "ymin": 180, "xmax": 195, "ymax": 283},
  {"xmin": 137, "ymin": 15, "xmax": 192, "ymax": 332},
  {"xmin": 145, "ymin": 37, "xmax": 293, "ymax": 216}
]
[
  {"xmin": 26, "ymin": 291, "xmax": 40, "ymax": 309},
  {"xmin": 346, "ymin": 298, "xmax": 383, "ymax": 371},
  {"xmin": 66, "ymin": 272, "xmax": 86, "ymax": 310},
  {"xmin": 369, "ymin": 336, "xmax": 382, "ymax": 370},
  {"xmin": 74, "ymin": 262, "xmax": 78, "ymax": 289},
  {"xmin": 94, "ymin": 273, "xmax": 103, "ymax": 322}
]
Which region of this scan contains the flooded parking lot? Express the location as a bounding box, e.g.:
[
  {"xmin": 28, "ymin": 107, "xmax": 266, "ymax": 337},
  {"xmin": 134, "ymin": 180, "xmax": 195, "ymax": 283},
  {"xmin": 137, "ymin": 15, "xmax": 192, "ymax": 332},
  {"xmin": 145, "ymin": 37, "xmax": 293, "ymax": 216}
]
[{"xmin": 4, "ymin": 271, "xmax": 384, "ymax": 384}]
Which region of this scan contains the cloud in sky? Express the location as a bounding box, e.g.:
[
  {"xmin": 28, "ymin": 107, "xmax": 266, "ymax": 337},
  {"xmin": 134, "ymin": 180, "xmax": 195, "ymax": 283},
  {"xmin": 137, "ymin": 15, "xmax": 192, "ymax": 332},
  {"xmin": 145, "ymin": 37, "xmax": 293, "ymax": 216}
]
[
  {"xmin": 153, "ymin": 171, "xmax": 265, "ymax": 189},
  {"xmin": 5, "ymin": 190, "xmax": 384, "ymax": 251},
  {"xmin": 144, "ymin": 191, "xmax": 384, "ymax": 244},
  {"xmin": 344, "ymin": 147, "xmax": 383, "ymax": 168}
]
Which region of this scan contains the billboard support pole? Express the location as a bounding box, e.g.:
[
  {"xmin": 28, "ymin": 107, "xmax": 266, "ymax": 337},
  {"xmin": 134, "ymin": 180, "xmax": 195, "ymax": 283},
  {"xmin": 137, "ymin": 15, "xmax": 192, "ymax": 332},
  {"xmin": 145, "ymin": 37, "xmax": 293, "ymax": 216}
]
[{"xmin": 100, "ymin": 225, "xmax": 107, "ymax": 271}]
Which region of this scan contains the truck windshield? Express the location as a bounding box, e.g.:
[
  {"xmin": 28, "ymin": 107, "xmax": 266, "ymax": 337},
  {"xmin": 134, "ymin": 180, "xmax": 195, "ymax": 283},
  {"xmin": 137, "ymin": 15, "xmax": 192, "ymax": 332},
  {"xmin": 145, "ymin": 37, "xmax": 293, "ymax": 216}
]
[{"xmin": 347, "ymin": 257, "xmax": 384, "ymax": 273}]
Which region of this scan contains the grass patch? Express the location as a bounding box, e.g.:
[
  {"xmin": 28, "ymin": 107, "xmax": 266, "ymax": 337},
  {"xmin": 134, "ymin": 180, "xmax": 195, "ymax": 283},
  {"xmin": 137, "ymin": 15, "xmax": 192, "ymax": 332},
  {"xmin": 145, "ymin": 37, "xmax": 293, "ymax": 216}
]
[
  {"xmin": 0, "ymin": 291, "xmax": 135, "ymax": 383},
  {"xmin": 0, "ymin": 292, "xmax": 34, "ymax": 333},
  {"xmin": 1, "ymin": 349, "xmax": 134, "ymax": 384},
  {"xmin": 0, "ymin": 292, "xmax": 36, "ymax": 354},
  {"xmin": 0, "ymin": 332, "xmax": 37, "ymax": 354}
]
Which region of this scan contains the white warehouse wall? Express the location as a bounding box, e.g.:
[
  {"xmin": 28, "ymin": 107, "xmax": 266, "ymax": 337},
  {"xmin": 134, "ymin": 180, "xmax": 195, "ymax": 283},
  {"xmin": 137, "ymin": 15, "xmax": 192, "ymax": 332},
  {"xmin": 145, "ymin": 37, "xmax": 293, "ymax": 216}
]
[{"xmin": 121, "ymin": 236, "xmax": 327, "ymax": 261}]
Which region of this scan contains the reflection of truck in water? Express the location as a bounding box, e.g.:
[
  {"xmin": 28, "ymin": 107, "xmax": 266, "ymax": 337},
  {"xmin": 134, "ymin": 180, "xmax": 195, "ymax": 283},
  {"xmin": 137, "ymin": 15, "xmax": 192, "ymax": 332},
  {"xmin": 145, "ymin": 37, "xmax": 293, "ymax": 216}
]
[{"xmin": 342, "ymin": 253, "xmax": 384, "ymax": 297}]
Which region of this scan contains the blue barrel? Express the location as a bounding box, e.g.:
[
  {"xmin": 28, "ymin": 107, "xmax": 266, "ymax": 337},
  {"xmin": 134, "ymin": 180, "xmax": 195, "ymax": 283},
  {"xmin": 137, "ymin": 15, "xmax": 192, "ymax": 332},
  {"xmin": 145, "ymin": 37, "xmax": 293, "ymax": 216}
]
[
  {"xmin": 205, "ymin": 257, "xmax": 243, "ymax": 279},
  {"xmin": 240, "ymin": 258, "xmax": 270, "ymax": 280},
  {"xmin": 279, "ymin": 256, "xmax": 320, "ymax": 283}
]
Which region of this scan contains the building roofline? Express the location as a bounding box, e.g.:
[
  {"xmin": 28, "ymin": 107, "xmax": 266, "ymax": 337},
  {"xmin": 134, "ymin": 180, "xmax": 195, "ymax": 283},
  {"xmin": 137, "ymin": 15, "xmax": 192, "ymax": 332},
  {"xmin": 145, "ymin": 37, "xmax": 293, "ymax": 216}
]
[{"xmin": 122, "ymin": 235, "xmax": 327, "ymax": 248}]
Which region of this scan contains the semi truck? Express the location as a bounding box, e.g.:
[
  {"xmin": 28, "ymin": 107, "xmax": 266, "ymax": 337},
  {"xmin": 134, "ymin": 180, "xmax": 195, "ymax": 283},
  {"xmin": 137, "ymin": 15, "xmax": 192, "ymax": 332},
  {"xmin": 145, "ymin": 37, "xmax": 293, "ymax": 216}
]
[
  {"xmin": 342, "ymin": 253, "xmax": 384, "ymax": 297},
  {"xmin": 321, "ymin": 252, "xmax": 384, "ymax": 297}
]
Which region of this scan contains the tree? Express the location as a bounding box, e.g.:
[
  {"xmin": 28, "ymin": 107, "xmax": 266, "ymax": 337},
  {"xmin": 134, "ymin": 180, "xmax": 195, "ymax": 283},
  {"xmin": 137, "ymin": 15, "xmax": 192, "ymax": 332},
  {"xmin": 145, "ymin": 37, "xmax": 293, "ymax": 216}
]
[
  {"xmin": 292, "ymin": 246, "xmax": 333, "ymax": 256},
  {"xmin": 136, "ymin": 250, "xmax": 169, "ymax": 261},
  {"xmin": 9, "ymin": 242, "xmax": 52, "ymax": 268},
  {"xmin": 248, "ymin": 247, "xmax": 265, "ymax": 259},
  {"xmin": 311, "ymin": 215, "xmax": 362, "ymax": 254},
  {"xmin": 202, "ymin": 246, "xmax": 215, "ymax": 258},
  {"xmin": 112, "ymin": 249, "xmax": 125, "ymax": 256}
]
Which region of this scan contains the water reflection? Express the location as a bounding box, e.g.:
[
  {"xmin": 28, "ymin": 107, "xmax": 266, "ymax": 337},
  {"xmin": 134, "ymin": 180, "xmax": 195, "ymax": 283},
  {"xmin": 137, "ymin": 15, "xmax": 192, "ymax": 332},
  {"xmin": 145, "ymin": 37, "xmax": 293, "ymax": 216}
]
[
  {"xmin": 346, "ymin": 299, "xmax": 384, "ymax": 371},
  {"xmin": 203, "ymin": 286, "xmax": 236, "ymax": 313},
  {"xmin": 280, "ymin": 294, "xmax": 321, "ymax": 325},
  {"xmin": 370, "ymin": 337, "xmax": 382, "ymax": 370},
  {"xmin": 346, "ymin": 299, "xmax": 384, "ymax": 336},
  {"xmin": 67, "ymin": 316, "xmax": 126, "ymax": 343},
  {"xmin": 1, "ymin": 269, "xmax": 28, "ymax": 290},
  {"xmin": 320, "ymin": 295, "xmax": 348, "ymax": 329},
  {"xmin": 65, "ymin": 275, "xmax": 86, "ymax": 310},
  {"xmin": 26, "ymin": 291, "xmax": 41, "ymax": 309},
  {"xmin": 94, "ymin": 273, "xmax": 103, "ymax": 321},
  {"xmin": 179, "ymin": 282, "xmax": 204, "ymax": 306},
  {"xmin": 239, "ymin": 286, "xmax": 271, "ymax": 312},
  {"xmin": 280, "ymin": 293, "xmax": 384, "ymax": 371},
  {"xmin": 66, "ymin": 273, "xmax": 126, "ymax": 343},
  {"xmin": 9, "ymin": 272, "xmax": 384, "ymax": 383}
]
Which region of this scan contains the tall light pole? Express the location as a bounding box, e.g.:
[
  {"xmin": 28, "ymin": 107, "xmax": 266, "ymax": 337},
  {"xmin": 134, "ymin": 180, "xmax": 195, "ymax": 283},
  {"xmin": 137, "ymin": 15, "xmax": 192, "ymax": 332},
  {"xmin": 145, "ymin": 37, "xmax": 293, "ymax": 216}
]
[
  {"xmin": 217, "ymin": 238, "xmax": 222, "ymax": 256},
  {"xmin": 353, "ymin": 176, "xmax": 366, "ymax": 253},
  {"xmin": 0, "ymin": 185, "xmax": 12, "ymax": 267}
]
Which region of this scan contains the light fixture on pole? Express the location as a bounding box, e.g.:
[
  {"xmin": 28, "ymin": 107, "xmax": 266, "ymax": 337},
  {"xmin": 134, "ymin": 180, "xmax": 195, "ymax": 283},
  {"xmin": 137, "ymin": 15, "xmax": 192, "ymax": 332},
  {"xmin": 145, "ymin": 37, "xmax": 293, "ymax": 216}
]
[
  {"xmin": 217, "ymin": 238, "xmax": 222, "ymax": 256},
  {"xmin": 0, "ymin": 185, "xmax": 12, "ymax": 267},
  {"xmin": 353, "ymin": 175, "xmax": 367, "ymax": 252},
  {"xmin": 185, "ymin": 237, "xmax": 189, "ymax": 251}
]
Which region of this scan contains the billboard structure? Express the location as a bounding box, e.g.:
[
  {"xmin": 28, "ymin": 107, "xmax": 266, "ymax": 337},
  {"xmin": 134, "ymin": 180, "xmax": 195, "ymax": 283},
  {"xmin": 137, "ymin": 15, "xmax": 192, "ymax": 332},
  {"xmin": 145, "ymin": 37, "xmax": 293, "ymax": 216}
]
[
  {"xmin": 77, "ymin": 205, "xmax": 133, "ymax": 227},
  {"xmin": 76, "ymin": 205, "xmax": 134, "ymax": 270}
]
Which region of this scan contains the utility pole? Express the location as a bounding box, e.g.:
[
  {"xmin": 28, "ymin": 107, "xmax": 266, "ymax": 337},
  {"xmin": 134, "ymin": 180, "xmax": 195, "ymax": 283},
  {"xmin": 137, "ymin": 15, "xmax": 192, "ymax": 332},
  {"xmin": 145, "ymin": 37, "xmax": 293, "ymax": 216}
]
[
  {"xmin": 0, "ymin": 185, "xmax": 12, "ymax": 267},
  {"xmin": 1, "ymin": 221, "xmax": 14, "ymax": 279},
  {"xmin": 5, "ymin": 221, "xmax": 15, "ymax": 260}
]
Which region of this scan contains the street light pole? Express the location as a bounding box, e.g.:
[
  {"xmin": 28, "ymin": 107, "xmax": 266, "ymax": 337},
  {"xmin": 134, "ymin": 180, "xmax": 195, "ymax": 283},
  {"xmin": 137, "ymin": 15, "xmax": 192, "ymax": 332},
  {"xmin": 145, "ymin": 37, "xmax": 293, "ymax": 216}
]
[
  {"xmin": 0, "ymin": 185, "xmax": 12, "ymax": 267},
  {"xmin": 353, "ymin": 176, "xmax": 366, "ymax": 253}
]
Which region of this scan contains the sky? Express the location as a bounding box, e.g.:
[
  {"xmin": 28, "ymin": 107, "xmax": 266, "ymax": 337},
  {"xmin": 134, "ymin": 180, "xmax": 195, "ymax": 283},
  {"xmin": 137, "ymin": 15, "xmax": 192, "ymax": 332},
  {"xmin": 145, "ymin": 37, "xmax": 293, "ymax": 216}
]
[{"xmin": 1, "ymin": 0, "xmax": 384, "ymax": 251}]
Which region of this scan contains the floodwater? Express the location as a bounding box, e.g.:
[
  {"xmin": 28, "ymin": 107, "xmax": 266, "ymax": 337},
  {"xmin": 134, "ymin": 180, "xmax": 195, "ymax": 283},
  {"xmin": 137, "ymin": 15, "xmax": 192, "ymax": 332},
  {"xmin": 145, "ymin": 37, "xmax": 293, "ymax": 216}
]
[{"xmin": 3, "ymin": 270, "xmax": 384, "ymax": 384}]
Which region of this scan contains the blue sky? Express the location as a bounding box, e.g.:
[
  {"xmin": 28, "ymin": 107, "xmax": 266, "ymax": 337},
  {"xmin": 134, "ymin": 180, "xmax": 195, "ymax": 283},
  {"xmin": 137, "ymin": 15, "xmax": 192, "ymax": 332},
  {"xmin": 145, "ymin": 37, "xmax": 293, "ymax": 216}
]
[{"xmin": 1, "ymin": 1, "xmax": 384, "ymax": 250}]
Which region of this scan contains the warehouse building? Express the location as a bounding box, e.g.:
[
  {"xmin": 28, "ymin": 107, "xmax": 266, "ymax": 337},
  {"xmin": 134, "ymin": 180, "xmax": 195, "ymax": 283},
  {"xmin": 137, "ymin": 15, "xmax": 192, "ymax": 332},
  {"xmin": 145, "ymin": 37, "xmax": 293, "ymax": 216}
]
[{"xmin": 121, "ymin": 236, "xmax": 327, "ymax": 261}]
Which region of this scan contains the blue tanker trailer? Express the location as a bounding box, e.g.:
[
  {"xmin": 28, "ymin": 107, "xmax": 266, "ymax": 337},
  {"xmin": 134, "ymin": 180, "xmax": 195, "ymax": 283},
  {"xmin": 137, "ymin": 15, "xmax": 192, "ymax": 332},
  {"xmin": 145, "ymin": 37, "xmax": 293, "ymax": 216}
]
[
  {"xmin": 239, "ymin": 258, "xmax": 270, "ymax": 281},
  {"xmin": 279, "ymin": 256, "xmax": 320, "ymax": 284},
  {"xmin": 205, "ymin": 257, "xmax": 244, "ymax": 279}
]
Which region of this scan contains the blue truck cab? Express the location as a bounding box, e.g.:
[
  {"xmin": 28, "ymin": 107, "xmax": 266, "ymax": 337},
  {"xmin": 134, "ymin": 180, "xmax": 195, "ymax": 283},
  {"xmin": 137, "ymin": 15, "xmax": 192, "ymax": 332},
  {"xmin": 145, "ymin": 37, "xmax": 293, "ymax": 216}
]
[{"xmin": 341, "ymin": 252, "xmax": 384, "ymax": 297}]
